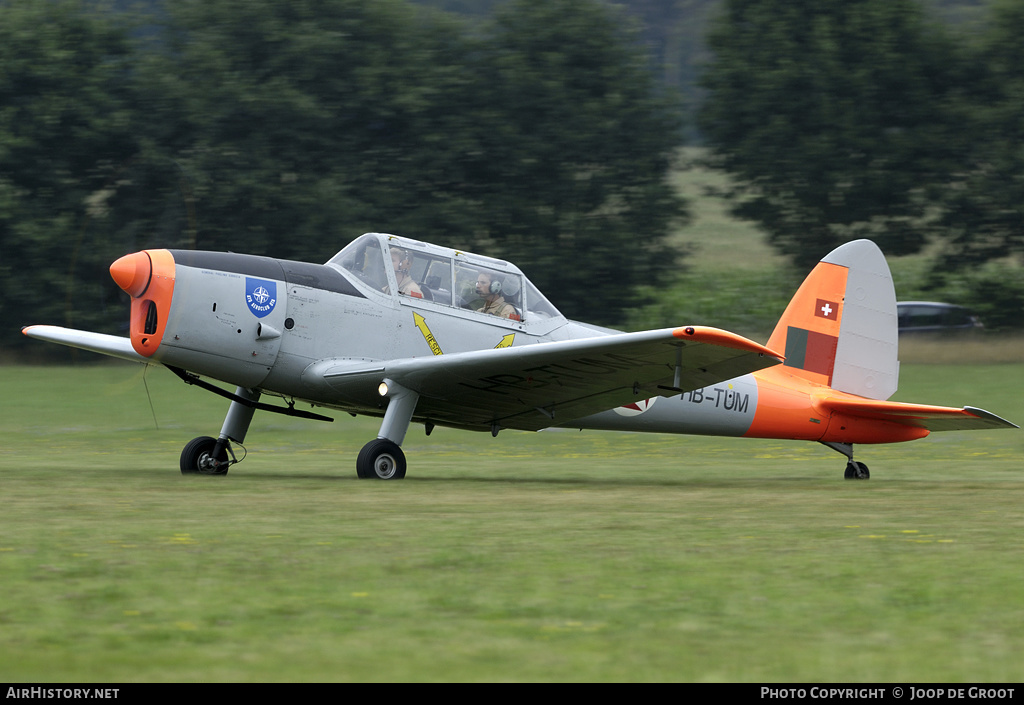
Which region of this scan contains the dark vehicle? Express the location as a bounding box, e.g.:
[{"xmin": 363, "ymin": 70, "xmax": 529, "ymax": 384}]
[{"xmin": 897, "ymin": 301, "xmax": 983, "ymax": 335}]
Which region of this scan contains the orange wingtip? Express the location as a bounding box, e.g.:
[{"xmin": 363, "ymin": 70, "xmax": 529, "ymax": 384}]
[{"xmin": 673, "ymin": 326, "xmax": 784, "ymax": 360}]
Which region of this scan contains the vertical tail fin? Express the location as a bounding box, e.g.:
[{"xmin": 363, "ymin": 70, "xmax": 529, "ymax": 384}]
[{"xmin": 765, "ymin": 239, "xmax": 899, "ymax": 400}]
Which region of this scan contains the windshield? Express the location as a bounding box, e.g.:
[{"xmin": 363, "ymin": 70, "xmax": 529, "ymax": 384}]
[
  {"xmin": 524, "ymin": 279, "xmax": 560, "ymax": 320},
  {"xmin": 329, "ymin": 234, "xmax": 389, "ymax": 293}
]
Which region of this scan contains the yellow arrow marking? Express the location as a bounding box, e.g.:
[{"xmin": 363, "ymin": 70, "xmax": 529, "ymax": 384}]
[
  {"xmin": 495, "ymin": 334, "xmax": 515, "ymax": 349},
  {"xmin": 413, "ymin": 312, "xmax": 443, "ymax": 356}
]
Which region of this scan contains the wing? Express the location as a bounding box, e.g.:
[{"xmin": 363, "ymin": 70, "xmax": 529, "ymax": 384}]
[
  {"xmin": 817, "ymin": 395, "xmax": 1018, "ymax": 432},
  {"xmin": 311, "ymin": 326, "xmax": 783, "ymax": 431},
  {"xmin": 22, "ymin": 326, "xmax": 149, "ymax": 364}
]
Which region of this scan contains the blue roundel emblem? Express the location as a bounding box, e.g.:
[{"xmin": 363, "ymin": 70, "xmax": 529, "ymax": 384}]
[{"xmin": 245, "ymin": 278, "xmax": 277, "ymax": 318}]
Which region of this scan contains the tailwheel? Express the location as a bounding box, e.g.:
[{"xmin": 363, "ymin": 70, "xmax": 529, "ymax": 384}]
[
  {"xmin": 356, "ymin": 438, "xmax": 407, "ymax": 480},
  {"xmin": 181, "ymin": 436, "xmax": 231, "ymax": 476},
  {"xmin": 844, "ymin": 460, "xmax": 870, "ymax": 480}
]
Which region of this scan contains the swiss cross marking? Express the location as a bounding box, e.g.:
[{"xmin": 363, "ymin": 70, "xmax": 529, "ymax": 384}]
[{"xmin": 814, "ymin": 298, "xmax": 838, "ymax": 320}]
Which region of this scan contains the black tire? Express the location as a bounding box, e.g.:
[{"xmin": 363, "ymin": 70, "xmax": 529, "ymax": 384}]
[
  {"xmin": 356, "ymin": 439, "xmax": 407, "ymax": 480},
  {"xmin": 844, "ymin": 460, "xmax": 870, "ymax": 480},
  {"xmin": 180, "ymin": 436, "xmax": 230, "ymax": 476}
]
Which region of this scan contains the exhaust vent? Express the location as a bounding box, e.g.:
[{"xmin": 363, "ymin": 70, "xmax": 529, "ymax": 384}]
[{"xmin": 144, "ymin": 300, "xmax": 158, "ymax": 335}]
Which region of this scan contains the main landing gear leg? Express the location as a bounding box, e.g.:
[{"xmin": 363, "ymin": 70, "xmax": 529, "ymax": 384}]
[
  {"xmin": 180, "ymin": 386, "xmax": 261, "ymax": 475},
  {"xmin": 821, "ymin": 442, "xmax": 870, "ymax": 480},
  {"xmin": 357, "ymin": 379, "xmax": 418, "ymax": 480}
]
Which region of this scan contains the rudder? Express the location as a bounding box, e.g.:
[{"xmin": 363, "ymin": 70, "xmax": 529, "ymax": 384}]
[{"xmin": 765, "ymin": 240, "xmax": 898, "ymax": 400}]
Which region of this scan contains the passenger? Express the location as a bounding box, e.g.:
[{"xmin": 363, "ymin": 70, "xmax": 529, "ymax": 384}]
[
  {"xmin": 390, "ymin": 248, "xmax": 423, "ymax": 298},
  {"xmin": 475, "ymin": 271, "xmax": 518, "ymax": 319}
]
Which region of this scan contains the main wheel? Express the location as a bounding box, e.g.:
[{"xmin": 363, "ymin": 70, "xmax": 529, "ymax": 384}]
[
  {"xmin": 356, "ymin": 439, "xmax": 407, "ymax": 480},
  {"xmin": 180, "ymin": 436, "xmax": 230, "ymax": 476},
  {"xmin": 844, "ymin": 460, "xmax": 870, "ymax": 480}
]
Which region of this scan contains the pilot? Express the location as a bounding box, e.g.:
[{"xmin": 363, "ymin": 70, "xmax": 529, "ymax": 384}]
[
  {"xmin": 475, "ymin": 271, "xmax": 518, "ymax": 319},
  {"xmin": 389, "ymin": 248, "xmax": 423, "ymax": 298}
]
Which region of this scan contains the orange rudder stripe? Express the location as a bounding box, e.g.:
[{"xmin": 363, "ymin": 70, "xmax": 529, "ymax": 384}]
[{"xmin": 765, "ymin": 261, "xmax": 847, "ymax": 387}]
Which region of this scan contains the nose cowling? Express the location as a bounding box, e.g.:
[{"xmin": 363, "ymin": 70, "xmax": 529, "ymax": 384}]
[{"xmin": 110, "ymin": 249, "xmax": 176, "ymax": 357}]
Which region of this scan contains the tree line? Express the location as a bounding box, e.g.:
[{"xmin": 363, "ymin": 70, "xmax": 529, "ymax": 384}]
[
  {"xmin": 3, "ymin": 0, "xmax": 1023, "ymax": 357},
  {"xmin": 700, "ymin": 0, "xmax": 1024, "ymax": 329},
  {"xmin": 1, "ymin": 0, "xmax": 684, "ymax": 354}
]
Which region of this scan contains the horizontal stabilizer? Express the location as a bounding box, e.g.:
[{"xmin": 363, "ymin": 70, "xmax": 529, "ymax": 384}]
[
  {"xmin": 21, "ymin": 325, "xmax": 149, "ymax": 364},
  {"xmin": 817, "ymin": 394, "xmax": 1018, "ymax": 432}
]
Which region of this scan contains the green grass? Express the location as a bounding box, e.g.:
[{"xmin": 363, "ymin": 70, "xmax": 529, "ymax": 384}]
[
  {"xmin": 1, "ymin": 363, "xmax": 1021, "ymax": 682},
  {"xmin": 668, "ymin": 148, "xmax": 787, "ymax": 273},
  {"xmin": 627, "ymin": 149, "xmax": 799, "ymax": 338},
  {"xmin": 4, "ymin": 154, "xmax": 1021, "ymax": 682},
  {"xmin": 5, "ymin": 155, "xmax": 1023, "ymax": 682},
  {"xmin": 622, "ymin": 149, "xmax": 798, "ymax": 338}
]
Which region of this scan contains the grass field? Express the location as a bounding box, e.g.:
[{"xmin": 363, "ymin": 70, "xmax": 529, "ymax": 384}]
[
  {"xmin": 1, "ymin": 361, "xmax": 1021, "ymax": 682},
  {"xmin": 5, "ymin": 152, "xmax": 1022, "ymax": 681}
]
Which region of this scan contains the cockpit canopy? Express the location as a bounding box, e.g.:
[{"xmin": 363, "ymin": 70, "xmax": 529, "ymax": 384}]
[{"xmin": 328, "ymin": 233, "xmax": 562, "ymax": 322}]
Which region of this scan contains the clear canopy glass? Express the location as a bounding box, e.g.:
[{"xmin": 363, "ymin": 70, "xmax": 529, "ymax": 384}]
[{"xmin": 329, "ymin": 233, "xmax": 562, "ymax": 322}]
